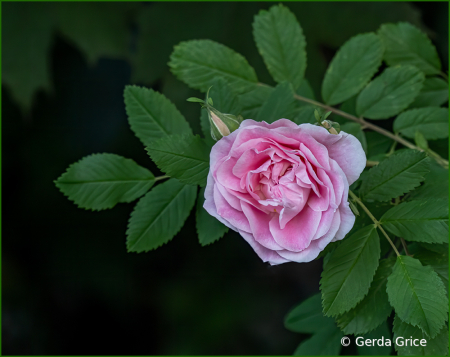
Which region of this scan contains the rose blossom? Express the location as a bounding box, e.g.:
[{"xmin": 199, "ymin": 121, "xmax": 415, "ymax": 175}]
[{"xmin": 203, "ymin": 119, "xmax": 366, "ymax": 265}]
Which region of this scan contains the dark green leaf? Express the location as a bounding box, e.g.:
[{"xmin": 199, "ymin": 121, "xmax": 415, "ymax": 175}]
[
  {"xmin": 256, "ymin": 82, "xmax": 297, "ymax": 123},
  {"xmin": 196, "ymin": 188, "xmax": 228, "ymax": 246},
  {"xmin": 238, "ymin": 85, "xmax": 274, "ymax": 119},
  {"xmin": 124, "ymin": 85, "xmax": 192, "ymax": 146},
  {"xmin": 419, "ymin": 242, "xmax": 449, "ymax": 254},
  {"xmin": 394, "ymin": 107, "xmax": 449, "ymax": 140},
  {"xmin": 296, "ymin": 79, "xmax": 316, "ymax": 101},
  {"xmin": 356, "ymin": 322, "xmax": 392, "ymax": 356},
  {"xmin": 378, "ymin": 22, "xmax": 441, "ymax": 75},
  {"xmin": 393, "ymin": 315, "xmax": 449, "ymax": 356},
  {"xmin": 366, "ymin": 132, "xmax": 392, "ymax": 160},
  {"xmin": 336, "ymin": 258, "xmax": 395, "ymax": 335},
  {"xmin": 322, "ymin": 33, "xmax": 384, "ymax": 105},
  {"xmin": 2, "ymin": 3, "xmax": 53, "ymax": 111},
  {"xmin": 293, "ymin": 105, "xmax": 318, "ymax": 125},
  {"xmin": 407, "ymin": 161, "xmax": 449, "ymax": 201},
  {"xmin": 408, "ymin": 77, "xmax": 449, "ymax": 109},
  {"xmin": 169, "ymin": 39, "xmax": 258, "ymax": 94},
  {"xmin": 380, "ymin": 199, "xmax": 448, "ymax": 244},
  {"xmin": 414, "ymin": 249, "xmax": 448, "ymax": 294},
  {"xmin": 340, "ymin": 123, "xmax": 367, "ymax": 154},
  {"xmin": 55, "ymin": 154, "xmax": 155, "ymax": 211},
  {"xmin": 126, "ymin": 179, "xmax": 197, "ymax": 253},
  {"xmin": 360, "ymin": 150, "xmax": 430, "ymax": 202},
  {"xmin": 321, "ymin": 225, "xmax": 380, "ymax": 317},
  {"xmin": 285, "ymin": 293, "xmax": 336, "ymax": 334},
  {"xmin": 386, "ymin": 255, "xmax": 448, "ymax": 338},
  {"xmin": 356, "ymin": 65, "xmax": 425, "ymax": 119},
  {"xmin": 147, "ymin": 134, "xmax": 210, "ymax": 187},
  {"xmin": 253, "ymin": 4, "xmax": 306, "ymax": 90},
  {"xmin": 293, "ymin": 324, "xmax": 343, "ymax": 356}
]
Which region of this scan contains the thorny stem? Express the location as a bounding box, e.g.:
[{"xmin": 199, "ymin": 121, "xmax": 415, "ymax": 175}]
[
  {"xmin": 155, "ymin": 175, "xmax": 170, "ymax": 181},
  {"xmin": 349, "ymin": 190, "xmax": 400, "ymax": 257},
  {"xmin": 257, "ymin": 83, "xmax": 449, "ymax": 168}
]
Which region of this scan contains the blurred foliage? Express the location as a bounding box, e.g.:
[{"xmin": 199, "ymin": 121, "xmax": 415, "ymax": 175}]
[{"xmin": 2, "ymin": 2, "xmax": 448, "ymax": 355}]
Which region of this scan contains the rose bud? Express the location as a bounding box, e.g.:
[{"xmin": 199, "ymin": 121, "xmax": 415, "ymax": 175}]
[
  {"xmin": 207, "ymin": 107, "xmax": 242, "ymax": 141},
  {"xmin": 203, "ymin": 119, "xmax": 366, "ymax": 265}
]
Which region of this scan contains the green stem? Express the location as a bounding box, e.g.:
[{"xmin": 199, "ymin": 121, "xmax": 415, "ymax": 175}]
[
  {"xmin": 439, "ymin": 71, "xmax": 449, "ymax": 82},
  {"xmin": 400, "ymin": 238, "xmax": 411, "ymax": 257},
  {"xmin": 349, "ymin": 190, "xmax": 400, "ymax": 257},
  {"xmin": 257, "ymin": 82, "xmax": 449, "ymax": 168},
  {"xmin": 155, "ymin": 175, "xmax": 170, "ymax": 181}
]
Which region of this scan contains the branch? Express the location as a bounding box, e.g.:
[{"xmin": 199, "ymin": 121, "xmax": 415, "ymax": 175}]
[{"xmin": 349, "ymin": 190, "xmax": 400, "ymax": 257}]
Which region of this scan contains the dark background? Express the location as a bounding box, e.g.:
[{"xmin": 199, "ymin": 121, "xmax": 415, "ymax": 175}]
[{"xmin": 2, "ymin": 2, "xmax": 448, "ymax": 355}]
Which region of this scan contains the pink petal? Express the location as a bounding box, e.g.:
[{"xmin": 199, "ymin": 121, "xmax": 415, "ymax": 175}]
[
  {"xmin": 239, "ymin": 230, "xmax": 290, "ymax": 266},
  {"xmin": 214, "ymin": 185, "xmax": 251, "ymax": 233}
]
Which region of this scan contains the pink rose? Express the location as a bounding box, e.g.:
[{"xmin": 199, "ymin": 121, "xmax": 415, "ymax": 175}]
[{"xmin": 204, "ymin": 119, "xmax": 366, "ymax": 265}]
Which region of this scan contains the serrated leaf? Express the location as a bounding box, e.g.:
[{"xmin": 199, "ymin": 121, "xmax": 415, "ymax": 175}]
[
  {"xmin": 360, "ymin": 150, "xmax": 430, "ymax": 202},
  {"xmin": 393, "ymin": 316, "xmax": 449, "ymax": 356},
  {"xmin": 386, "ymin": 255, "xmax": 448, "ymax": 338},
  {"xmin": 322, "ymin": 33, "xmax": 384, "ymax": 105},
  {"xmin": 253, "ymin": 4, "xmax": 306, "ymax": 90},
  {"xmin": 356, "ymin": 322, "xmax": 392, "ymax": 356},
  {"xmin": 196, "ymin": 188, "xmax": 228, "ymax": 246},
  {"xmin": 169, "ymin": 39, "xmax": 258, "ymax": 94},
  {"xmin": 124, "ymin": 85, "xmax": 192, "ymax": 146},
  {"xmin": 394, "ymin": 107, "xmax": 449, "ymax": 140},
  {"xmin": 126, "ymin": 179, "xmax": 197, "ymax": 253},
  {"xmin": 419, "ymin": 242, "xmax": 449, "ymax": 254},
  {"xmin": 336, "ymin": 258, "xmax": 395, "ymax": 335},
  {"xmin": 414, "ymin": 249, "xmax": 448, "ymax": 294},
  {"xmin": 55, "ymin": 154, "xmax": 155, "ymax": 210},
  {"xmin": 356, "ymin": 65, "xmax": 425, "ymax": 119},
  {"xmin": 321, "ymin": 225, "xmax": 381, "ymax": 317},
  {"xmin": 238, "ymin": 84, "xmax": 274, "ymax": 119},
  {"xmin": 407, "ymin": 161, "xmax": 449, "ymax": 201},
  {"xmin": 285, "ymin": 293, "xmax": 336, "ymax": 334},
  {"xmin": 256, "ymin": 82, "xmax": 297, "ymax": 123},
  {"xmin": 378, "ymin": 22, "xmax": 442, "ymax": 75},
  {"xmin": 293, "ymin": 105, "xmax": 317, "ymax": 125},
  {"xmin": 408, "ymin": 77, "xmax": 449, "ymax": 109},
  {"xmin": 147, "ymin": 134, "xmax": 210, "ymax": 187},
  {"xmin": 340, "ymin": 123, "xmax": 367, "ymax": 154},
  {"xmin": 380, "ymin": 199, "xmax": 448, "ymax": 244},
  {"xmin": 293, "ymin": 323, "xmax": 343, "ymax": 356}
]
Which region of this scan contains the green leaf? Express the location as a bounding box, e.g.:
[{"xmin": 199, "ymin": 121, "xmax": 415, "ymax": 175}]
[
  {"xmin": 408, "ymin": 77, "xmax": 449, "ymax": 109},
  {"xmin": 238, "ymin": 85, "xmax": 274, "ymax": 119},
  {"xmin": 253, "ymin": 4, "xmax": 306, "ymax": 90},
  {"xmin": 380, "ymin": 199, "xmax": 448, "ymax": 244},
  {"xmin": 336, "ymin": 258, "xmax": 395, "ymax": 335},
  {"xmin": 126, "ymin": 179, "xmax": 197, "ymax": 253},
  {"xmin": 2, "ymin": 3, "xmax": 53, "ymax": 111},
  {"xmin": 285, "ymin": 293, "xmax": 336, "ymax": 334},
  {"xmin": 293, "ymin": 324, "xmax": 343, "ymax": 356},
  {"xmin": 340, "ymin": 123, "xmax": 367, "ymax": 154},
  {"xmin": 393, "ymin": 316, "xmax": 449, "ymax": 356},
  {"xmin": 360, "ymin": 150, "xmax": 430, "ymax": 202},
  {"xmin": 124, "ymin": 85, "xmax": 192, "ymax": 147},
  {"xmin": 419, "ymin": 242, "xmax": 449, "ymax": 254},
  {"xmin": 356, "ymin": 322, "xmax": 392, "ymax": 356},
  {"xmin": 366, "ymin": 132, "xmax": 392, "ymax": 160},
  {"xmin": 196, "ymin": 188, "xmax": 228, "ymax": 246},
  {"xmin": 414, "ymin": 249, "xmax": 448, "ymax": 294},
  {"xmin": 256, "ymin": 82, "xmax": 297, "ymax": 123},
  {"xmin": 394, "ymin": 107, "xmax": 449, "ymax": 140},
  {"xmin": 356, "ymin": 65, "xmax": 425, "ymax": 119},
  {"xmin": 147, "ymin": 134, "xmax": 210, "ymax": 187},
  {"xmin": 322, "ymin": 33, "xmax": 384, "ymax": 105},
  {"xmin": 378, "ymin": 22, "xmax": 442, "ymax": 75},
  {"xmin": 407, "ymin": 161, "xmax": 449, "ymax": 201},
  {"xmin": 296, "ymin": 79, "xmax": 316, "ymax": 101},
  {"xmin": 55, "ymin": 3, "xmax": 136, "ymax": 64},
  {"xmin": 293, "ymin": 105, "xmax": 317, "ymax": 125},
  {"xmin": 321, "ymin": 225, "xmax": 381, "ymax": 317},
  {"xmin": 386, "ymin": 255, "xmax": 448, "ymax": 338},
  {"xmin": 55, "ymin": 154, "xmax": 155, "ymax": 211},
  {"xmin": 169, "ymin": 39, "xmax": 258, "ymax": 94}
]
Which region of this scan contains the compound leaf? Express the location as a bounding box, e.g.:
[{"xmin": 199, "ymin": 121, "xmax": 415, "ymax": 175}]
[
  {"xmin": 394, "ymin": 107, "xmax": 449, "ymax": 140},
  {"xmin": 256, "ymin": 82, "xmax": 297, "ymax": 123},
  {"xmin": 408, "ymin": 77, "xmax": 449, "ymax": 109}
]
